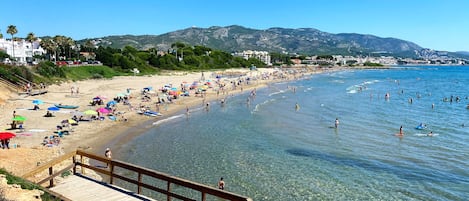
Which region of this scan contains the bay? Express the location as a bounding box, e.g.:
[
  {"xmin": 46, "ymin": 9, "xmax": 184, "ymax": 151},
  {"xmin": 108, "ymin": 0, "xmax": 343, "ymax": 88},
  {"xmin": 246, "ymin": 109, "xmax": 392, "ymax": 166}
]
[{"xmin": 116, "ymin": 66, "xmax": 469, "ymax": 200}]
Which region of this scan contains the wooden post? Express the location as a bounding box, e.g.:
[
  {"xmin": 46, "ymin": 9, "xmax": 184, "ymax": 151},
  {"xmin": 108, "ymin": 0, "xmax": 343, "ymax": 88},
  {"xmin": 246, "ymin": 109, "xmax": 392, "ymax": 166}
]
[
  {"xmin": 80, "ymin": 155, "xmax": 84, "ymax": 174},
  {"xmin": 167, "ymin": 181, "xmax": 171, "ymax": 201},
  {"xmin": 72, "ymin": 155, "xmax": 76, "ymax": 174},
  {"xmin": 109, "ymin": 163, "xmax": 114, "ymax": 185},
  {"xmin": 137, "ymin": 172, "xmax": 142, "ymax": 194},
  {"xmin": 201, "ymin": 192, "xmax": 206, "ymax": 201},
  {"xmin": 48, "ymin": 167, "xmax": 53, "ymax": 187}
]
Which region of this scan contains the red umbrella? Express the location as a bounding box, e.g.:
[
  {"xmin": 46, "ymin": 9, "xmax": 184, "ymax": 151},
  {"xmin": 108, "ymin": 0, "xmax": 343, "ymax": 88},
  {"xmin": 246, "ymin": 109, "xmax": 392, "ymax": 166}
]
[{"xmin": 0, "ymin": 132, "xmax": 16, "ymax": 140}]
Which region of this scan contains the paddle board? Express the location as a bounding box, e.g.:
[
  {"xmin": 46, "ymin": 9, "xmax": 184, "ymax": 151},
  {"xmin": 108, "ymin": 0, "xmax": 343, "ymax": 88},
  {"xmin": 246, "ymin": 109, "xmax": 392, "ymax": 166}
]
[
  {"xmin": 414, "ymin": 133, "xmax": 439, "ymax": 137},
  {"xmin": 28, "ymin": 129, "xmax": 47, "ymax": 132}
]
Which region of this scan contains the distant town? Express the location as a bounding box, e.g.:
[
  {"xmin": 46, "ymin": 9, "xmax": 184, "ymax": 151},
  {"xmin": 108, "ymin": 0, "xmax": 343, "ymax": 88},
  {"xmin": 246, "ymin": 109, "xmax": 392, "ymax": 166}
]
[{"xmin": 1, "ymin": 37, "xmax": 467, "ymax": 67}]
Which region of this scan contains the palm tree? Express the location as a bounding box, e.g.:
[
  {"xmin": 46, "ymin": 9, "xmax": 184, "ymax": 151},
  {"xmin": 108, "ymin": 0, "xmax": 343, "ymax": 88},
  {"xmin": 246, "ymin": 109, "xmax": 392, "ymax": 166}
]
[
  {"xmin": 40, "ymin": 38, "xmax": 57, "ymax": 61},
  {"xmin": 84, "ymin": 40, "xmax": 95, "ymax": 52},
  {"xmin": 53, "ymin": 35, "xmax": 67, "ymax": 61},
  {"xmin": 7, "ymin": 25, "xmax": 18, "ymax": 60},
  {"xmin": 26, "ymin": 32, "xmax": 37, "ymax": 62},
  {"xmin": 65, "ymin": 37, "xmax": 75, "ymax": 59}
]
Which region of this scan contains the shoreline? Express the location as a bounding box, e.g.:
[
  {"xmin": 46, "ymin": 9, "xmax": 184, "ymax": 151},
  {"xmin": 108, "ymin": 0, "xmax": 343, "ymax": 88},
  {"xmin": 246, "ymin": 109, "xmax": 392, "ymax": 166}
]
[
  {"xmin": 1, "ymin": 67, "xmax": 322, "ymax": 177},
  {"xmin": 94, "ymin": 71, "xmax": 302, "ymax": 159}
]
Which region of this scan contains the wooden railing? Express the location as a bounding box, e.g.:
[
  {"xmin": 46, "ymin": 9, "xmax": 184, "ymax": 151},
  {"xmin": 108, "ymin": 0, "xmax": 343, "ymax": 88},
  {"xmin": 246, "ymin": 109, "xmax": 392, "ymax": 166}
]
[
  {"xmin": 22, "ymin": 150, "xmax": 252, "ymax": 201},
  {"xmin": 0, "ymin": 76, "xmax": 21, "ymax": 92}
]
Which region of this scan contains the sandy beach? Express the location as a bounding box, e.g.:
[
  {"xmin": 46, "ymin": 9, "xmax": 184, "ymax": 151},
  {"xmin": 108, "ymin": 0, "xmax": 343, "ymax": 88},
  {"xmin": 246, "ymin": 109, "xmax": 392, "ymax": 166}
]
[{"xmin": 0, "ymin": 67, "xmax": 321, "ymax": 176}]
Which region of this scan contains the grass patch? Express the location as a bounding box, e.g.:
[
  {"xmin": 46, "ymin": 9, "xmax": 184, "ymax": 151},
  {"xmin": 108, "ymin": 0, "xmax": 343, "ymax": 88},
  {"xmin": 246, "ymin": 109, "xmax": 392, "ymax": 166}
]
[
  {"xmin": 0, "ymin": 168, "xmax": 61, "ymax": 201},
  {"xmin": 64, "ymin": 65, "xmax": 122, "ymax": 81}
]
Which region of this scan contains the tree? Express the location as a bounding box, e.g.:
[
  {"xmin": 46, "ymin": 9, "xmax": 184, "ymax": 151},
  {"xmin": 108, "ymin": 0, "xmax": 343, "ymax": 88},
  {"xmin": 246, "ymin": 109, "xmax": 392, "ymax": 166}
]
[
  {"xmin": 26, "ymin": 32, "xmax": 37, "ymax": 61},
  {"xmin": 53, "ymin": 35, "xmax": 67, "ymax": 60},
  {"xmin": 0, "ymin": 29, "xmax": 3, "ymax": 39},
  {"xmin": 40, "ymin": 38, "xmax": 57, "ymax": 61},
  {"xmin": 7, "ymin": 25, "xmax": 18, "ymax": 60},
  {"xmin": 65, "ymin": 37, "xmax": 75, "ymax": 59},
  {"xmin": 84, "ymin": 40, "xmax": 95, "ymax": 52}
]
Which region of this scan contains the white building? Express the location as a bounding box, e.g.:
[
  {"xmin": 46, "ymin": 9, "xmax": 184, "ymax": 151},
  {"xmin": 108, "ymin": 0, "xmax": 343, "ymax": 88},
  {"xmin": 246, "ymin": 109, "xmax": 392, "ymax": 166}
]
[
  {"xmin": 233, "ymin": 50, "xmax": 272, "ymax": 66},
  {"xmin": 0, "ymin": 38, "xmax": 46, "ymax": 64}
]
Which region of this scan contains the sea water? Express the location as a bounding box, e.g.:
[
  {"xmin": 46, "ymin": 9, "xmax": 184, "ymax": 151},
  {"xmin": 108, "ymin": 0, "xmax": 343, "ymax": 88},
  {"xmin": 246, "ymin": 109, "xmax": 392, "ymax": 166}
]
[{"xmin": 115, "ymin": 66, "xmax": 469, "ymax": 200}]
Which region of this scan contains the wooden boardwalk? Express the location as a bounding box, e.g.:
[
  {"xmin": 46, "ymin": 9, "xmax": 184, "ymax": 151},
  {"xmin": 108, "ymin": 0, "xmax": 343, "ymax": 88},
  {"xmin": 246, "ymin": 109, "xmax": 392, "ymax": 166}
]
[
  {"xmin": 23, "ymin": 150, "xmax": 252, "ymax": 201},
  {"xmin": 49, "ymin": 174, "xmax": 155, "ymax": 201}
]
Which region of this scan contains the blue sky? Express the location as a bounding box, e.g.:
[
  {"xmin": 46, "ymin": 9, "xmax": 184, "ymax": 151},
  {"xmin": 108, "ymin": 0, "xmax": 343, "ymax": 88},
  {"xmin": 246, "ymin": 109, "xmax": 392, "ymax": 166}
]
[{"xmin": 1, "ymin": 0, "xmax": 467, "ymax": 52}]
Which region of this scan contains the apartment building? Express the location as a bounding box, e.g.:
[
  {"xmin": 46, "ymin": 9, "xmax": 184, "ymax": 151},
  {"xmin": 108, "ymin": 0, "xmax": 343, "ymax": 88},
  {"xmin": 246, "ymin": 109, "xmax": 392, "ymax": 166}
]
[{"xmin": 0, "ymin": 38, "xmax": 46, "ymax": 64}]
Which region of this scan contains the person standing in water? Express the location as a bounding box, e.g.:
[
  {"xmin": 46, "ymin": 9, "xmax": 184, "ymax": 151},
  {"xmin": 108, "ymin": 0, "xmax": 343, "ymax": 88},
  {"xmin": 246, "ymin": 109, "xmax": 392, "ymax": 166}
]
[
  {"xmin": 398, "ymin": 125, "xmax": 404, "ymax": 136},
  {"xmin": 218, "ymin": 177, "xmax": 225, "ymax": 190},
  {"xmin": 335, "ymin": 118, "xmax": 339, "ymax": 129},
  {"xmin": 295, "ymin": 102, "xmax": 300, "ymax": 111},
  {"xmin": 105, "ymin": 148, "xmax": 112, "ymax": 168}
]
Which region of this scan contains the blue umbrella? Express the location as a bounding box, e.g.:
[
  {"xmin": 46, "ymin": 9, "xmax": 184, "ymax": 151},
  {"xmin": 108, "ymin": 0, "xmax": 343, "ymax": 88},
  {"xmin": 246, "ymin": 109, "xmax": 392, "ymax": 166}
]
[
  {"xmin": 32, "ymin": 99, "xmax": 44, "ymax": 105},
  {"xmin": 107, "ymin": 100, "xmax": 117, "ymax": 106},
  {"xmin": 47, "ymin": 106, "xmax": 60, "ymax": 111}
]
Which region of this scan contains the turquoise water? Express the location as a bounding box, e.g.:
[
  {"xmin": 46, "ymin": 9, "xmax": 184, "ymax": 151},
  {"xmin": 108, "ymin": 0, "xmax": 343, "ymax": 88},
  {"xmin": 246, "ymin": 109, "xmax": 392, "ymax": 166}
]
[{"xmin": 116, "ymin": 66, "xmax": 469, "ymax": 200}]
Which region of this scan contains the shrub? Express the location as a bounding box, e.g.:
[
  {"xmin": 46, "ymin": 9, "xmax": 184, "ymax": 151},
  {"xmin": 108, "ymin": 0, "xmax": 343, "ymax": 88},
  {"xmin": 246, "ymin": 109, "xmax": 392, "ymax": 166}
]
[{"xmin": 35, "ymin": 61, "xmax": 66, "ymax": 78}]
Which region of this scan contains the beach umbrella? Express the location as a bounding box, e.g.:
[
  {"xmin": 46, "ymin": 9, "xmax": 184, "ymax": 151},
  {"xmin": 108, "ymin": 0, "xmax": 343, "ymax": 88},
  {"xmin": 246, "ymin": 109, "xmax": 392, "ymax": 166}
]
[
  {"xmin": 12, "ymin": 116, "xmax": 26, "ymax": 121},
  {"xmin": 97, "ymin": 107, "xmax": 111, "ymax": 114},
  {"xmin": 48, "ymin": 106, "xmax": 60, "ymax": 111},
  {"xmin": 0, "ymin": 132, "xmax": 16, "ymax": 140},
  {"xmin": 97, "ymin": 95, "xmax": 107, "ymax": 100},
  {"xmin": 32, "ymin": 99, "xmax": 44, "ymax": 105},
  {"xmin": 107, "ymin": 100, "xmax": 117, "ymax": 106},
  {"xmin": 68, "ymin": 119, "xmax": 77, "ymax": 124},
  {"xmin": 83, "ymin": 110, "xmax": 98, "ymax": 115},
  {"xmin": 116, "ymin": 93, "xmax": 126, "ymax": 97},
  {"xmin": 71, "ymin": 111, "xmax": 84, "ymax": 117}
]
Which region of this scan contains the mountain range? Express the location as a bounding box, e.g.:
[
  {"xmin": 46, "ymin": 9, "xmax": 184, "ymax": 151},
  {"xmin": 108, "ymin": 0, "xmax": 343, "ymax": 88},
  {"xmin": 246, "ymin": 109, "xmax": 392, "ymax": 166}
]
[{"xmin": 84, "ymin": 25, "xmax": 467, "ymax": 59}]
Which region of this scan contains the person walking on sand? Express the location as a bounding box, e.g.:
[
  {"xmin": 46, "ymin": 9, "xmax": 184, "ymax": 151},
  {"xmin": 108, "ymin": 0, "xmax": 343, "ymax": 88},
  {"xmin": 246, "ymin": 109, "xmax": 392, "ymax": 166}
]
[
  {"xmin": 218, "ymin": 177, "xmax": 225, "ymax": 190},
  {"xmin": 105, "ymin": 148, "xmax": 112, "ymax": 168}
]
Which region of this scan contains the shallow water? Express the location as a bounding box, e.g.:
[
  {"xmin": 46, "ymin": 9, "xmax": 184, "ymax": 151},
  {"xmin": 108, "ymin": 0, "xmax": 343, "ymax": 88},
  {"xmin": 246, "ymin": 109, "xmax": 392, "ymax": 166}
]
[{"xmin": 116, "ymin": 66, "xmax": 469, "ymax": 200}]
